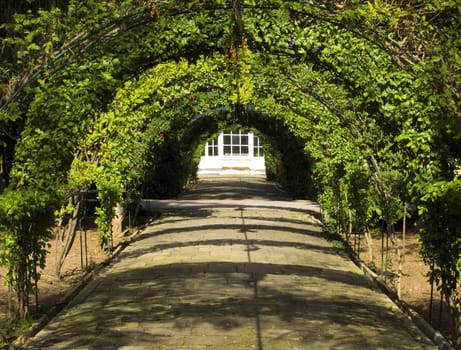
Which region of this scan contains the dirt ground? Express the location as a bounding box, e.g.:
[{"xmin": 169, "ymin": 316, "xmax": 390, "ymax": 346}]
[
  {"xmin": 352, "ymin": 229, "xmax": 456, "ymax": 347},
  {"xmin": 0, "ymin": 219, "xmax": 456, "ymax": 348},
  {"xmin": 0, "ymin": 218, "xmax": 129, "ymax": 347}
]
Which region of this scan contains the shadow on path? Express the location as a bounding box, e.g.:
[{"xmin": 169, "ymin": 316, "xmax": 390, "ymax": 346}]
[
  {"xmin": 27, "ymin": 259, "xmax": 434, "ymax": 350},
  {"xmin": 24, "ymin": 177, "xmax": 436, "ymax": 350}
]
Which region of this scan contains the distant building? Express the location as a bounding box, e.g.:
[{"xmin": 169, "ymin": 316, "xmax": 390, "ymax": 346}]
[{"xmin": 198, "ymin": 130, "xmax": 265, "ymax": 176}]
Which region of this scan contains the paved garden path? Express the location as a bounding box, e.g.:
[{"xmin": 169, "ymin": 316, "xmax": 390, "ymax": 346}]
[{"xmin": 25, "ymin": 176, "xmax": 436, "ymax": 349}]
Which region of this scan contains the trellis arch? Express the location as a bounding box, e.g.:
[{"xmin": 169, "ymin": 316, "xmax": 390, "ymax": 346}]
[{"xmin": 1, "ymin": 0, "xmax": 459, "ymax": 324}]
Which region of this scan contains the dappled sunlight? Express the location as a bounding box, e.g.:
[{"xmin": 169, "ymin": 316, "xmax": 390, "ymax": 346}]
[{"xmin": 25, "ymin": 183, "xmax": 434, "ymax": 349}]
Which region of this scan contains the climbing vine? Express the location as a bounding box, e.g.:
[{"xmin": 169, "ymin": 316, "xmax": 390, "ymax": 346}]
[{"xmin": 0, "ymin": 1, "xmax": 460, "ymax": 345}]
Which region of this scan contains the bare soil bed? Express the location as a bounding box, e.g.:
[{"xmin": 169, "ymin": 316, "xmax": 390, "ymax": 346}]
[
  {"xmin": 0, "ymin": 219, "xmax": 456, "ymax": 348},
  {"xmin": 354, "ymin": 229, "xmax": 456, "ymax": 347},
  {"xmin": 0, "ymin": 218, "xmax": 129, "ymax": 348}
]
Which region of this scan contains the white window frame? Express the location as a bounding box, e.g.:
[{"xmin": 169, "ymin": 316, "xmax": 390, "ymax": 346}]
[{"xmin": 223, "ymin": 130, "xmax": 249, "ymax": 156}]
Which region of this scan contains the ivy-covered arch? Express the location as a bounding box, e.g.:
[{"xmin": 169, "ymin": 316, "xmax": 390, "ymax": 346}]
[{"xmin": 0, "ymin": 2, "xmax": 460, "ymax": 337}]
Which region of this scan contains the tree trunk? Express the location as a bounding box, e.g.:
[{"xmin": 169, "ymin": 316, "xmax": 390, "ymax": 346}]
[
  {"xmin": 111, "ymin": 202, "xmax": 124, "ymax": 242},
  {"xmin": 15, "ymin": 257, "xmax": 29, "ymax": 319},
  {"xmin": 388, "ymin": 222, "xmax": 402, "ymax": 298},
  {"xmin": 348, "ymin": 207, "xmax": 353, "ymax": 246},
  {"xmin": 364, "ymin": 227, "xmax": 374, "ymax": 265},
  {"xmin": 402, "ymin": 203, "xmax": 407, "ymax": 264},
  {"xmin": 56, "ymin": 195, "xmax": 81, "ymax": 279},
  {"xmin": 450, "ymin": 292, "xmax": 461, "ymax": 347}
]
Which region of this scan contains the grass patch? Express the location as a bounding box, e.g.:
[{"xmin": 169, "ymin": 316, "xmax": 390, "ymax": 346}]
[{"xmin": 331, "ymin": 240, "xmax": 345, "ymax": 251}]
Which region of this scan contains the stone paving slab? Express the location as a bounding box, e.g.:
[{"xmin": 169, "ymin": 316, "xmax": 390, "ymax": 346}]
[{"xmin": 24, "ymin": 177, "xmax": 437, "ymax": 349}]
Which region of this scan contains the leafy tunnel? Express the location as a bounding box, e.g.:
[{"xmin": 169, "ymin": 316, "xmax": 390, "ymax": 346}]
[{"xmin": 0, "ymin": 0, "xmax": 461, "ymax": 331}]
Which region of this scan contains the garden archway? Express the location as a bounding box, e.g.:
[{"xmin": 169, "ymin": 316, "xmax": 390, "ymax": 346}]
[{"xmin": 1, "ymin": 1, "xmax": 460, "ymax": 329}]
